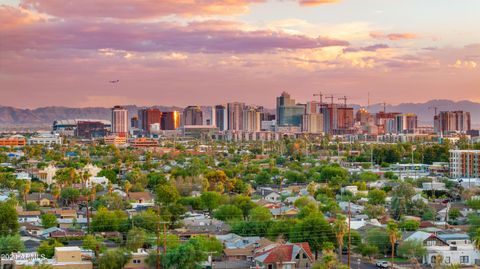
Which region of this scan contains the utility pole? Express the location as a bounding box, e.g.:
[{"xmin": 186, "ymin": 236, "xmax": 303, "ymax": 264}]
[
  {"xmin": 382, "ymin": 102, "xmax": 387, "ymax": 113},
  {"xmin": 347, "ymin": 200, "xmax": 351, "ymax": 268}
]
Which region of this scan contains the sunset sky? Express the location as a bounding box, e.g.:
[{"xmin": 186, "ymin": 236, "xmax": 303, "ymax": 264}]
[{"xmin": 1, "ymin": 0, "xmax": 479, "ymax": 108}]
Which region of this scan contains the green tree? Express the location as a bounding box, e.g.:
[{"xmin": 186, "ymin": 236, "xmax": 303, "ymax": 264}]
[
  {"xmin": 26, "ymin": 202, "xmax": 40, "ymax": 211},
  {"xmin": 98, "ymin": 248, "xmax": 132, "ymax": 269},
  {"xmin": 98, "ymin": 169, "xmax": 117, "ymax": 184},
  {"xmin": 367, "ymin": 189, "xmax": 387, "ymax": 205},
  {"xmin": 213, "ymin": 205, "xmax": 243, "ymax": 221},
  {"xmin": 155, "ymin": 184, "xmax": 180, "ymax": 206},
  {"xmin": 358, "ymin": 243, "xmax": 379, "ymax": 261},
  {"xmin": 448, "ymin": 208, "xmax": 461, "ymax": 221},
  {"xmin": 200, "ymin": 191, "xmax": 223, "ymax": 214},
  {"xmin": 0, "ymin": 234, "xmax": 25, "ymax": 254},
  {"xmin": 126, "ymin": 227, "xmax": 148, "ymax": 251},
  {"xmin": 399, "ymin": 219, "xmax": 419, "ymax": 231},
  {"xmin": 390, "ymin": 182, "xmax": 416, "ymax": 219},
  {"xmin": 60, "ymin": 187, "xmax": 80, "ymax": 206},
  {"xmin": 37, "ymin": 240, "xmax": 63, "ymax": 258},
  {"xmin": 249, "ymin": 206, "xmax": 272, "ymax": 221},
  {"xmin": 0, "ymin": 202, "xmax": 19, "ymax": 236},
  {"xmin": 364, "ymin": 204, "xmax": 386, "ymax": 219},
  {"xmin": 359, "ymin": 172, "xmax": 380, "ymax": 182},
  {"xmin": 231, "ymin": 195, "xmax": 256, "ymax": 219},
  {"xmin": 365, "ymin": 228, "xmax": 390, "ymax": 254},
  {"xmin": 91, "ymin": 207, "xmax": 128, "ymax": 232},
  {"xmin": 290, "ymin": 213, "xmax": 335, "ymax": 258},
  {"xmin": 82, "ymin": 235, "xmax": 100, "ymax": 251},
  {"xmin": 41, "ymin": 213, "xmax": 58, "ymax": 229},
  {"xmin": 397, "ymin": 240, "xmax": 427, "ymax": 265}
]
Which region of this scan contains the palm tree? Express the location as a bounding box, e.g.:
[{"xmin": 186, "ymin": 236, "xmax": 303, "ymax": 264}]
[
  {"xmin": 333, "ymin": 214, "xmax": 348, "ymax": 262},
  {"xmin": 387, "ymin": 220, "xmax": 402, "ymax": 269},
  {"xmin": 124, "ymin": 180, "xmax": 132, "ymax": 196},
  {"xmin": 80, "ymin": 171, "xmax": 91, "ymax": 189},
  {"xmin": 51, "ymin": 184, "xmax": 61, "ymax": 207},
  {"xmin": 23, "ymin": 181, "xmax": 31, "ymax": 209},
  {"xmin": 107, "ymin": 182, "xmax": 113, "ymax": 195},
  {"xmin": 473, "ymin": 228, "xmax": 480, "ymax": 252}
]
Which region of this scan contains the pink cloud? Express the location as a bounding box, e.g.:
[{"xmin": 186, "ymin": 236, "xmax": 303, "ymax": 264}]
[
  {"xmin": 298, "ymin": 0, "xmax": 340, "ymax": 6},
  {"xmin": 343, "ymin": 44, "xmax": 389, "ymax": 53},
  {"xmin": 0, "ymin": 9, "xmax": 349, "ymax": 53},
  {"xmin": 370, "ymin": 31, "xmax": 417, "ymax": 41},
  {"xmin": 19, "ymin": 0, "xmax": 265, "ymax": 18}
]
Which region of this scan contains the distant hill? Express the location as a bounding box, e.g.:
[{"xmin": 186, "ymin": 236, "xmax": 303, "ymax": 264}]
[
  {"xmin": 355, "ymin": 99, "xmax": 480, "ymax": 126},
  {"xmin": 0, "ymin": 100, "xmax": 478, "ymax": 129},
  {"xmin": 0, "ymin": 105, "xmax": 181, "ymax": 129}
]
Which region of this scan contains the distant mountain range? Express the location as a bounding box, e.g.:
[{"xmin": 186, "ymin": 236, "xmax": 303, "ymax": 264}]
[
  {"xmin": 353, "ymin": 99, "xmax": 480, "ymax": 126},
  {"xmin": 0, "ymin": 100, "xmax": 478, "ymax": 130},
  {"xmin": 0, "ymin": 105, "xmax": 181, "ymax": 130}
]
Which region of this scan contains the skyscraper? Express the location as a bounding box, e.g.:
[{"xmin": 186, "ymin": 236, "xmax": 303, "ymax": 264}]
[
  {"xmin": 183, "ymin": 106, "xmax": 203, "ymax": 125},
  {"xmin": 227, "ymin": 102, "xmax": 245, "ymax": 131},
  {"xmin": 434, "ymin": 111, "xmax": 471, "ymax": 135},
  {"xmin": 395, "ymin": 113, "xmax": 417, "ymax": 134},
  {"xmin": 243, "ymin": 106, "xmax": 261, "ymax": 132},
  {"xmin": 215, "ymin": 105, "xmax": 228, "ymax": 131},
  {"xmin": 302, "ymin": 113, "xmax": 324, "ymax": 134},
  {"xmin": 111, "ymin": 105, "xmax": 128, "ymax": 137},
  {"xmin": 276, "ymin": 92, "xmax": 304, "ymax": 127},
  {"xmin": 138, "ymin": 108, "xmax": 162, "ymax": 133},
  {"xmin": 161, "ymin": 111, "xmax": 181, "ymax": 130},
  {"xmin": 201, "ymin": 106, "xmax": 216, "ymax": 126}
]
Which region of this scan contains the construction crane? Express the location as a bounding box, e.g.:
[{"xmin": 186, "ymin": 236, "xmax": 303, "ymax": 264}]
[
  {"xmin": 325, "ymin": 95, "xmax": 335, "ymax": 106},
  {"xmin": 313, "ymin": 92, "xmax": 324, "ymax": 113}
]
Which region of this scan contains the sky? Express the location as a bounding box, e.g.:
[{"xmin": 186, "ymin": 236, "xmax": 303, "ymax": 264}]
[{"xmin": 0, "ymin": 0, "xmax": 479, "ymax": 108}]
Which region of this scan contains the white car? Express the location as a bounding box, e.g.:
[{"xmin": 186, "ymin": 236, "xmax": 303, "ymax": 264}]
[{"xmin": 376, "ymin": 261, "xmax": 390, "ymax": 268}]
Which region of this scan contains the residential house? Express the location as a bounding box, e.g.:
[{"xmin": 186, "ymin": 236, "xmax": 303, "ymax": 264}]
[
  {"xmin": 38, "ymin": 164, "xmax": 58, "ymax": 185},
  {"xmin": 269, "ymin": 206, "xmax": 299, "ymax": 219},
  {"xmin": 86, "ymin": 176, "xmax": 109, "ymax": 188},
  {"xmin": 20, "ymin": 222, "xmax": 44, "ymax": 236},
  {"xmin": 216, "ymin": 234, "xmax": 274, "ymax": 262},
  {"xmin": 17, "ymin": 210, "xmax": 41, "ymax": 223},
  {"xmin": 26, "ymin": 193, "xmax": 54, "ymax": 207},
  {"xmin": 404, "ymin": 231, "xmax": 480, "ymax": 266},
  {"xmin": 253, "ymin": 242, "xmax": 315, "ymax": 269},
  {"xmin": 257, "ymin": 188, "xmax": 282, "ymax": 203},
  {"xmin": 128, "ymin": 192, "xmax": 155, "ymax": 208},
  {"xmin": 16, "ymin": 172, "xmax": 31, "ymax": 181},
  {"xmin": 124, "ymin": 248, "xmax": 150, "ymax": 269},
  {"xmin": 13, "ymin": 246, "xmax": 93, "ymax": 269}
]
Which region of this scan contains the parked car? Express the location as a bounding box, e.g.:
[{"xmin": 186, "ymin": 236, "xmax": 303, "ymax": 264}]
[{"xmin": 376, "ymin": 261, "xmax": 390, "ymax": 268}]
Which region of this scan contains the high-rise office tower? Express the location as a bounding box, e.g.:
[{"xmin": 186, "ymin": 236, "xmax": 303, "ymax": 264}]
[
  {"xmin": 183, "ymin": 106, "xmax": 203, "ymax": 125},
  {"xmin": 434, "ymin": 111, "xmax": 471, "ymax": 135},
  {"xmin": 243, "ymin": 106, "xmax": 261, "ymax": 132},
  {"xmin": 276, "ymin": 92, "xmax": 305, "ymax": 127},
  {"xmin": 201, "ymin": 106, "xmax": 216, "ymax": 126},
  {"xmin": 302, "ymin": 113, "xmax": 324, "ymax": 134},
  {"xmin": 395, "ymin": 113, "xmax": 417, "ymax": 134},
  {"xmin": 111, "ymin": 105, "xmax": 128, "ymax": 137},
  {"xmin": 215, "ymin": 105, "xmax": 228, "ymax": 131},
  {"xmin": 138, "ymin": 108, "xmax": 162, "ymax": 133},
  {"xmin": 227, "ymin": 102, "xmax": 245, "ymax": 131},
  {"xmin": 161, "ymin": 111, "xmax": 181, "ymax": 130},
  {"xmin": 131, "ymin": 116, "xmax": 139, "ymax": 129}
]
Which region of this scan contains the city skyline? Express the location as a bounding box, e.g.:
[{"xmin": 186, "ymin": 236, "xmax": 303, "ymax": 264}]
[{"xmin": 1, "ymin": 0, "xmax": 480, "ymax": 108}]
